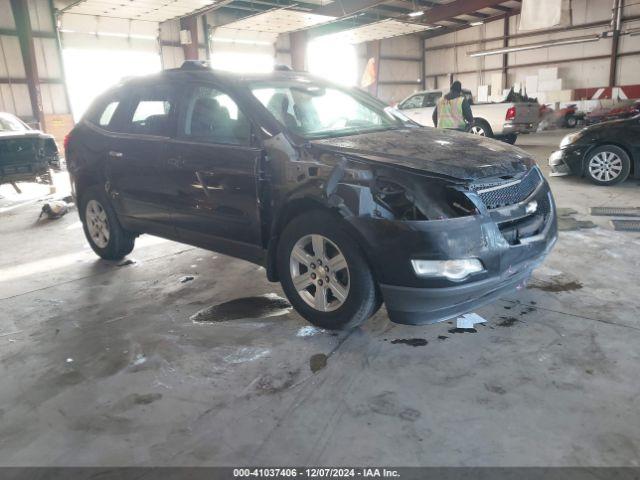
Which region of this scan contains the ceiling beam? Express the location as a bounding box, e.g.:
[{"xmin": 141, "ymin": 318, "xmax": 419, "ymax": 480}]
[{"xmin": 422, "ymin": 0, "xmax": 513, "ymax": 24}]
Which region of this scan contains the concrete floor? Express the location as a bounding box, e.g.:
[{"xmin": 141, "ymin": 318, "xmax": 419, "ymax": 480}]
[{"xmin": 1, "ymin": 130, "xmax": 639, "ymax": 466}]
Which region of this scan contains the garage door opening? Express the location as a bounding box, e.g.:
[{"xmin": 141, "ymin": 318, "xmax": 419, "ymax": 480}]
[
  {"xmin": 307, "ymin": 37, "xmax": 357, "ymax": 86},
  {"xmin": 63, "ymin": 48, "xmax": 162, "ymax": 121}
]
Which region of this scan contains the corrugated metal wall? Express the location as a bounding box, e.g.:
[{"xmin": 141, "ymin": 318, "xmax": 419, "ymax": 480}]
[
  {"xmin": 377, "ymin": 34, "xmax": 423, "ymax": 105},
  {"xmin": 425, "ymin": 0, "xmax": 640, "ymax": 97},
  {"xmin": 0, "ymin": 0, "xmax": 70, "ymax": 121}
]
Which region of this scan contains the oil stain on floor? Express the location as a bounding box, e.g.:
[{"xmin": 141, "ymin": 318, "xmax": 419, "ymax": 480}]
[
  {"xmin": 390, "ymin": 338, "xmax": 428, "ymax": 347},
  {"xmin": 190, "ymin": 293, "xmax": 292, "ymax": 323}
]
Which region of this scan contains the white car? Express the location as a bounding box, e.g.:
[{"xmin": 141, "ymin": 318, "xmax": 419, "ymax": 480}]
[{"xmin": 397, "ymin": 89, "xmax": 540, "ymax": 144}]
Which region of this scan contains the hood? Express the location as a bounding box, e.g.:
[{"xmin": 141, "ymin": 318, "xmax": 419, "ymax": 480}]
[
  {"xmin": 310, "ymin": 127, "xmax": 534, "ymax": 181},
  {"xmin": 583, "ymin": 116, "xmax": 637, "ymax": 132}
]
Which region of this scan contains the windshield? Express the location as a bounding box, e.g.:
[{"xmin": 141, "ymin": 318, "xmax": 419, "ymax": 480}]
[
  {"xmin": 250, "ymin": 80, "xmax": 404, "ymax": 139},
  {"xmin": 0, "ymin": 114, "xmax": 29, "ymax": 132}
]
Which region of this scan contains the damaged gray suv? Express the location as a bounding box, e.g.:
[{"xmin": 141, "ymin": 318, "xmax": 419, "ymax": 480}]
[{"xmin": 65, "ymin": 61, "xmax": 557, "ymax": 330}]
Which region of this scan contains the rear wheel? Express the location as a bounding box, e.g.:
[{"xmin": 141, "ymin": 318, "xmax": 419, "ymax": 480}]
[
  {"xmin": 277, "ymin": 211, "xmax": 379, "ymax": 330},
  {"xmin": 80, "ymin": 185, "xmax": 135, "ymax": 260},
  {"xmin": 470, "ymin": 119, "xmax": 493, "ymax": 138},
  {"xmin": 584, "ymin": 145, "xmax": 631, "ymax": 186},
  {"xmin": 565, "ymin": 114, "xmax": 578, "ymax": 128}
]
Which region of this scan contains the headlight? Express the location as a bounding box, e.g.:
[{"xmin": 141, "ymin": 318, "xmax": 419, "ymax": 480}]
[
  {"xmin": 411, "ymin": 259, "xmax": 484, "ymax": 281},
  {"xmin": 560, "ymin": 131, "xmax": 584, "ymax": 148}
]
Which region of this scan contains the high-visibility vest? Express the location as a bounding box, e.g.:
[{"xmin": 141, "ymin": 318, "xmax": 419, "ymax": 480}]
[{"xmin": 437, "ymin": 96, "xmax": 466, "ymax": 129}]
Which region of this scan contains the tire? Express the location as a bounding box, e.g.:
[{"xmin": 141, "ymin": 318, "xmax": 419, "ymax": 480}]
[
  {"xmin": 565, "ymin": 114, "xmax": 578, "ymax": 128},
  {"xmin": 277, "ymin": 210, "xmax": 380, "ymax": 330},
  {"xmin": 79, "ymin": 185, "xmax": 135, "ymax": 260},
  {"xmin": 584, "ymin": 145, "xmax": 631, "ymax": 186},
  {"xmin": 469, "ymin": 119, "xmax": 493, "ymax": 138}
]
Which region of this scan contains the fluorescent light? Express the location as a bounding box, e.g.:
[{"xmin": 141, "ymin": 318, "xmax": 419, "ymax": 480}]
[
  {"xmin": 408, "ymin": 10, "xmax": 424, "ymax": 17},
  {"xmin": 470, "ymin": 21, "xmax": 484, "ymax": 26}
]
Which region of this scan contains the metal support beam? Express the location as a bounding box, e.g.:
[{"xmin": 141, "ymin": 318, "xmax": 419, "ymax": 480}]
[
  {"xmin": 502, "ymin": 16, "xmax": 509, "ymax": 88},
  {"xmin": 180, "ymin": 14, "xmax": 200, "ymax": 60},
  {"xmin": 290, "ymin": 30, "xmax": 308, "ymax": 71},
  {"xmin": 421, "ymin": 39, "xmax": 426, "ymax": 90},
  {"xmin": 202, "ymin": 16, "xmax": 210, "ymax": 60},
  {"xmin": 10, "ymin": 0, "xmax": 45, "ymax": 129},
  {"xmin": 609, "ymin": 0, "xmax": 623, "ymax": 87}
]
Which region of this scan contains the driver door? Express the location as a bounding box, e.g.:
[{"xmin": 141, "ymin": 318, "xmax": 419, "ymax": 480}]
[{"xmin": 165, "ymin": 83, "xmax": 264, "ymax": 251}]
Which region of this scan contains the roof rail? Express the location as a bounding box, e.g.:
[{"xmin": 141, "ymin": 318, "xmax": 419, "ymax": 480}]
[{"xmin": 181, "ymin": 60, "xmax": 210, "ymax": 70}]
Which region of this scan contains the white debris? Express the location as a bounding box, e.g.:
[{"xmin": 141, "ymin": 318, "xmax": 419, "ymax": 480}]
[
  {"xmin": 224, "ymin": 347, "xmax": 270, "ymax": 364},
  {"xmin": 296, "ymin": 326, "xmax": 325, "ymax": 337},
  {"xmin": 66, "ymin": 358, "xmax": 74, "ymax": 363},
  {"xmin": 456, "ymin": 313, "xmax": 487, "ymax": 330},
  {"xmin": 132, "ymin": 354, "xmax": 147, "ymax": 366}
]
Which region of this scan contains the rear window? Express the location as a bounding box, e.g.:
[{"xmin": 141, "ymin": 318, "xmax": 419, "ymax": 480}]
[
  {"xmin": 120, "ymin": 85, "xmax": 176, "ymax": 136},
  {"xmin": 98, "ymin": 101, "xmax": 119, "ymax": 127}
]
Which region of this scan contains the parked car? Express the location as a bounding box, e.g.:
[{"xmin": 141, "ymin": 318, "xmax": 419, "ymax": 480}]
[
  {"xmin": 66, "ymin": 62, "xmax": 557, "ymax": 330},
  {"xmin": 540, "ymin": 104, "xmax": 583, "ymax": 129},
  {"xmin": 0, "ymin": 112, "xmax": 59, "ymax": 190},
  {"xmin": 585, "ymin": 100, "xmax": 640, "ymax": 126},
  {"xmin": 396, "ymin": 89, "xmax": 540, "ymax": 144},
  {"xmin": 549, "ymin": 115, "xmax": 640, "ymax": 186}
]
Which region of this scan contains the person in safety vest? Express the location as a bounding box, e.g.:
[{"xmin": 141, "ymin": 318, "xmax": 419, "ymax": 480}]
[{"xmin": 432, "ymin": 81, "xmax": 474, "ymax": 131}]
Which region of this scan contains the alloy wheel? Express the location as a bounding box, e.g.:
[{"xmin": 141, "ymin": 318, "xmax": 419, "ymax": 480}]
[
  {"xmin": 470, "ymin": 125, "xmax": 486, "ymax": 136},
  {"xmin": 85, "ymin": 199, "xmax": 110, "ymax": 248},
  {"xmin": 588, "ymin": 151, "xmax": 623, "ymax": 183},
  {"xmin": 289, "ymin": 234, "xmax": 350, "ymax": 312}
]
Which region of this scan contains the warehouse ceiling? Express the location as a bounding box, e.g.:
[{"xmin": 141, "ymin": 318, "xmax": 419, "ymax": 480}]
[{"xmin": 54, "ymin": 0, "xmax": 522, "ymax": 37}]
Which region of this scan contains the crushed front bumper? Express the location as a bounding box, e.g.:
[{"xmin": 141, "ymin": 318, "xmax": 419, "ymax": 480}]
[
  {"xmin": 348, "ymin": 171, "xmax": 557, "ymax": 325},
  {"xmin": 380, "ymin": 256, "xmax": 545, "ymax": 325}
]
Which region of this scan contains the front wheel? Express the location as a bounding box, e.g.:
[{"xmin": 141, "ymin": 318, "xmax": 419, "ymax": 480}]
[
  {"xmin": 80, "ymin": 185, "xmax": 136, "ymax": 260},
  {"xmin": 584, "ymin": 145, "xmax": 630, "ymax": 186},
  {"xmin": 277, "ymin": 211, "xmax": 380, "ymax": 330}
]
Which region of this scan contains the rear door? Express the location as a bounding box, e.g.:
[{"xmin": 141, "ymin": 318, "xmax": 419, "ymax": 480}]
[
  {"xmin": 165, "ymin": 83, "xmax": 264, "ymax": 249},
  {"xmin": 106, "ymin": 82, "xmax": 178, "ymax": 235}
]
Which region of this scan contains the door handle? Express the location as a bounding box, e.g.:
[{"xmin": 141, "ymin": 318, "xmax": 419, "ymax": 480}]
[{"xmin": 108, "ymin": 151, "xmax": 123, "ymax": 158}]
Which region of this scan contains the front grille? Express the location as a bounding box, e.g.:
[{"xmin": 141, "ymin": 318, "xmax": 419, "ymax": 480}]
[
  {"xmin": 497, "ymin": 193, "xmax": 551, "ymax": 245},
  {"xmin": 473, "ymin": 168, "xmax": 542, "ymax": 209}
]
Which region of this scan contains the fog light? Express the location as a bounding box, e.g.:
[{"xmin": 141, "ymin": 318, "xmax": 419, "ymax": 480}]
[{"xmin": 411, "ymin": 259, "xmax": 484, "ymax": 281}]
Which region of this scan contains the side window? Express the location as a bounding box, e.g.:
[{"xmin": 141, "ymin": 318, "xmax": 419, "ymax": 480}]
[
  {"xmin": 424, "ymin": 92, "xmax": 443, "ymax": 107},
  {"xmin": 98, "ymin": 101, "xmax": 119, "ymax": 127},
  {"xmin": 400, "ymin": 94, "xmax": 425, "ymax": 110},
  {"xmin": 182, "ymin": 85, "xmax": 251, "ymax": 146},
  {"xmin": 120, "ymin": 85, "xmax": 175, "ymax": 136}
]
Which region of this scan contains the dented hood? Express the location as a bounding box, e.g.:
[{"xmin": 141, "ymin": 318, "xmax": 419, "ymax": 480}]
[{"xmin": 310, "ymin": 127, "xmax": 534, "ymax": 181}]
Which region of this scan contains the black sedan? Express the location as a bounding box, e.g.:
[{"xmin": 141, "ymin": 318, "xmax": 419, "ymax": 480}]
[
  {"xmin": 549, "ymin": 116, "xmax": 640, "ymax": 186},
  {"xmin": 0, "ymin": 112, "xmax": 60, "ymax": 190}
]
